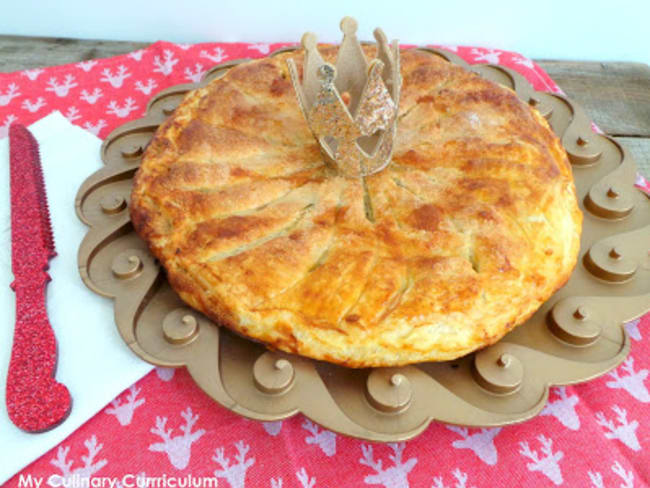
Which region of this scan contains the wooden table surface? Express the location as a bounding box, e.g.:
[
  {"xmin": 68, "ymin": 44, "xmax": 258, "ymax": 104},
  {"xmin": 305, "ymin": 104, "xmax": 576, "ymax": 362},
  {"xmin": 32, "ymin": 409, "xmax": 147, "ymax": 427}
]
[{"xmin": 1, "ymin": 34, "xmax": 648, "ymax": 175}]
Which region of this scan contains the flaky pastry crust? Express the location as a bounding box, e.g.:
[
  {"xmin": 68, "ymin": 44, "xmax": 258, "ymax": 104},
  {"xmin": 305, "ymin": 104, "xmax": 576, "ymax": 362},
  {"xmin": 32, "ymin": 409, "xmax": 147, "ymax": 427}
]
[{"xmin": 131, "ymin": 47, "xmax": 582, "ymax": 367}]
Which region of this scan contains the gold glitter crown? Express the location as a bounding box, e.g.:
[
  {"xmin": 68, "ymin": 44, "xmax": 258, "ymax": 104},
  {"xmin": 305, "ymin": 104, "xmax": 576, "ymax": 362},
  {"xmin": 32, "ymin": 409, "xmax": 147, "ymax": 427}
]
[{"xmin": 287, "ymin": 17, "xmax": 401, "ymax": 178}]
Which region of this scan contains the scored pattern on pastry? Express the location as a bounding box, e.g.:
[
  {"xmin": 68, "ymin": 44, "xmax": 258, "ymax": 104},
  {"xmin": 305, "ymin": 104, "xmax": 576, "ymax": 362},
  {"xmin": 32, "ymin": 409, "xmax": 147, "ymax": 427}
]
[{"xmin": 130, "ymin": 46, "xmax": 582, "ymax": 367}]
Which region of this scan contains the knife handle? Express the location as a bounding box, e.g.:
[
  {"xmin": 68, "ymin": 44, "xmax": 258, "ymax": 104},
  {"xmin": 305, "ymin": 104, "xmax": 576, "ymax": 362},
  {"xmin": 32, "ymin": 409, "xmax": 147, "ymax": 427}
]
[{"xmin": 6, "ymin": 279, "xmax": 72, "ymax": 432}]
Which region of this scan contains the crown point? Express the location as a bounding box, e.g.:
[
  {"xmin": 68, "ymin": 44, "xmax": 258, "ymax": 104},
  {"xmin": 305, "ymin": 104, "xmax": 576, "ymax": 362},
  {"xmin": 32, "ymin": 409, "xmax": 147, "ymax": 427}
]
[
  {"xmin": 302, "ymin": 32, "xmax": 318, "ymax": 50},
  {"xmin": 340, "ymin": 16, "xmax": 358, "ymax": 35},
  {"xmin": 373, "ymin": 28, "xmax": 387, "ymax": 44}
]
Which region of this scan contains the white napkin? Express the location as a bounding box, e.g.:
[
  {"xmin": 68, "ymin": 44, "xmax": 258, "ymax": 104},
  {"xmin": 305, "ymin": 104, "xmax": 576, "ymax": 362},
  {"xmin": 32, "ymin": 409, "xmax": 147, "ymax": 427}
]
[{"xmin": 0, "ymin": 112, "xmax": 153, "ymax": 484}]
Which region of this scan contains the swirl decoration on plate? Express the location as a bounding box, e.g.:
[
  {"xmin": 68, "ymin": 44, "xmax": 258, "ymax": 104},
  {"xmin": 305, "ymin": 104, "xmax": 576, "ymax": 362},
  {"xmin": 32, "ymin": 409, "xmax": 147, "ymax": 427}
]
[{"xmin": 75, "ymin": 47, "xmax": 650, "ymax": 441}]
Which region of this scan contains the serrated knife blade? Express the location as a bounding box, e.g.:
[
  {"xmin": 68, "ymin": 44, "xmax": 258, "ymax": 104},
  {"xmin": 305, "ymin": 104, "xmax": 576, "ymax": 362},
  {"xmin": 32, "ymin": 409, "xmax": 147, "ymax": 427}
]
[{"xmin": 6, "ymin": 124, "xmax": 71, "ymax": 432}]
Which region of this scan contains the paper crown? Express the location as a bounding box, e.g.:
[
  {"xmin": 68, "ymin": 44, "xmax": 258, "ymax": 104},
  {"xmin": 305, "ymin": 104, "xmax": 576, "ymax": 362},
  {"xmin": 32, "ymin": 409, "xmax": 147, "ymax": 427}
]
[{"xmin": 287, "ymin": 17, "xmax": 401, "ymax": 178}]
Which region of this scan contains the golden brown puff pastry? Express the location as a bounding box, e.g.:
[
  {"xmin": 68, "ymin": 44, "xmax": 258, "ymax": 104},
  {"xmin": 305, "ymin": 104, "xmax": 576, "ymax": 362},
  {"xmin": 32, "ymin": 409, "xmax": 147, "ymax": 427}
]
[{"xmin": 131, "ymin": 46, "xmax": 582, "ymax": 367}]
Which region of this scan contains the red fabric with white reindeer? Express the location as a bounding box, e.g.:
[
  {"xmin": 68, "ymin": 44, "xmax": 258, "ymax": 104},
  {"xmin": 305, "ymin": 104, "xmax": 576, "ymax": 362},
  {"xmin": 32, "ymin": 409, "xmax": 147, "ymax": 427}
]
[{"xmin": 1, "ymin": 41, "xmax": 649, "ymax": 488}]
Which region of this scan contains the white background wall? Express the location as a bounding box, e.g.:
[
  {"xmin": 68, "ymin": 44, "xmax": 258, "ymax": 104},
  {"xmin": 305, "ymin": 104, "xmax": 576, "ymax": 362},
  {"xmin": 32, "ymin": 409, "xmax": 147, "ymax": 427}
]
[{"xmin": 1, "ymin": 0, "xmax": 648, "ymax": 65}]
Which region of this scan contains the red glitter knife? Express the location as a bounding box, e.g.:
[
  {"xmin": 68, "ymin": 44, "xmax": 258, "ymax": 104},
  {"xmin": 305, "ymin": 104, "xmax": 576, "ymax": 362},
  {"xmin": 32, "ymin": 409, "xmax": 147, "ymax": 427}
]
[{"xmin": 6, "ymin": 124, "xmax": 71, "ymax": 432}]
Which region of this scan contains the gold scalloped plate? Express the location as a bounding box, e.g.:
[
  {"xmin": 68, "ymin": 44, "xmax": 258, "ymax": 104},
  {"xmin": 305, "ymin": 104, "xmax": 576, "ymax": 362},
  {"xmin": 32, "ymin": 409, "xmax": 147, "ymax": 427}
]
[{"xmin": 75, "ymin": 47, "xmax": 650, "ymax": 442}]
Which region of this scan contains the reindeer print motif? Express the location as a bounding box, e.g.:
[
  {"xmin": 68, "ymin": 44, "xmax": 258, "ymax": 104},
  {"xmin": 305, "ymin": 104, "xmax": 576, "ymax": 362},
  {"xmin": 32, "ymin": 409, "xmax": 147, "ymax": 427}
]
[
  {"xmin": 431, "ymin": 468, "xmax": 475, "ymax": 488},
  {"xmin": 0, "ymin": 114, "xmax": 18, "ymax": 139},
  {"xmin": 595, "ymin": 405, "xmax": 641, "ymax": 451},
  {"xmin": 302, "ymin": 419, "xmax": 336, "ymax": 456},
  {"xmin": 22, "ymin": 97, "xmax": 47, "ymax": 113},
  {"xmin": 248, "ymin": 43, "xmax": 270, "ymax": 55},
  {"xmin": 100, "ymin": 65, "xmax": 131, "ymax": 88},
  {"xmin": 47, "ymin": 436, "xmax": 107, "ymax": 487},
  {"xmin": 262, "ymin": 420, "xmax": 283, "ymax": 436},
  {"xmin": 212, "ymin": 440, "xmax": 256, "ymax": 488},
  {"xmin": 587, "ymin": 471, "xmax": 603, "ymax": 488},
  {"xmin": 153, "ymin": 50, "xmax": 179, "ymax": 76},
  {"xmin": 64, "ymin": 106, "xmax": 81, "ymax": 122},
  {"xmin": 446, "ymin": 426, "xmax": 501, "ymax": 465},
  {"xmin": 83, "ymin": 120, "xmax": 107, "ymax": 136},
  {"xmin": 77, "ymin": 60, "xmax": 98, "ymax": 72},
  {"xmin": 148, "ymin": 407, "xmax": 205, "ymax": 470},
  {"xmin": 359, "ymin": 443, "xmax": 418, "ymax": 488},
  {"xmin": 200, "ymin": 47, "xmax": 228, "ymax": 64},
  {"xmin": 22, "ymin": 68, "xmax": 44, "ymax": 80},
  {"xmin": 606, "ymin": 356, "xmax": 650, "ymax": 402},
  {"xmin": 184, "ymin": 64, "xmax": 206, "ymax": 83},
  {"xmin": 128, "ymin": 49, "xmax": 145, "ymax": 61},
  {"xmin": 45, "ymin": 75, "xmax": 77, "ymax": 97},
  {"xmin": 611, "ymin": 462, "xmax": 635, "ymax": 488},
  {"xmin": 296, "ymin": 468, "xmax": 316, "ymax": 488},
  {"xmin": 80, "ymin": 88, "xmax": 103, "ymax": 104},
  {"xmin": 511, "ymin": 54, "xmax": 535, "ymax": 69},
  {"xmin": 470, "ymin": 48, "xmax": 502, "ymax": 64},
  {"xmin": 540, "ymin": 387, "xmax": 581, "ymax": 430},
  {"xmin": 135, "ymin": 79, "xmax": 158, "ymax": 96},
  {"xmin": 588, "ymin": 461, "xmax": 634, "ymax": 488},
  {"xmin": 0, "ymin": 83, "xmax": 21, "ymax": 106},
  {"xmin": 106, "ymin": 98, "xmax": 138, "ymax": 118},
  {"xmin": 519, "ymin": 435, "xmax": 564, "ymax": 485},
  {"xmin": 156, "ymin": 366, "xmax": 176, "ymax": 381},
  {"xmin": 105, "ymin": 384, "xmax": 145, "ymax": 426}
]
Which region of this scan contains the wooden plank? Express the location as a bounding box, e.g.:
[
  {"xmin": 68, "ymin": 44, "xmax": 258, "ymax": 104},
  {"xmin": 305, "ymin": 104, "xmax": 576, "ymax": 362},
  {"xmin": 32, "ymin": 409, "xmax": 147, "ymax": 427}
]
[
  {"xmin": 615, "ymin": 137, "xmax": 650, "ymax": 177},
  {"xmin": 538, "ymin": 60, "xmax": 650, "ymax": 138},
  {"xmin": 0, "ymin": 35, "xmax": 147, "ymax": 73}
]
